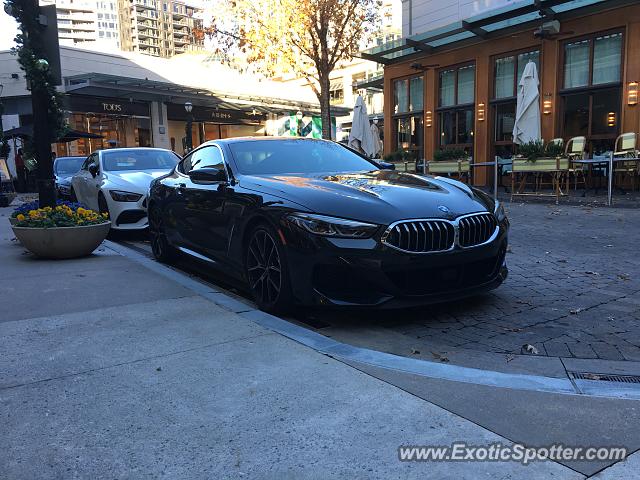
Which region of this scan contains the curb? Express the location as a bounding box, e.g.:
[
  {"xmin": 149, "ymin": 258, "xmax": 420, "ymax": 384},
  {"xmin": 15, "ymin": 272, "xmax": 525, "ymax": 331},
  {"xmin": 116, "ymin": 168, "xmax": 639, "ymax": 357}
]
[{"xmin": 105, "ymin": 239, "xmax": 640, "ymax": 401}]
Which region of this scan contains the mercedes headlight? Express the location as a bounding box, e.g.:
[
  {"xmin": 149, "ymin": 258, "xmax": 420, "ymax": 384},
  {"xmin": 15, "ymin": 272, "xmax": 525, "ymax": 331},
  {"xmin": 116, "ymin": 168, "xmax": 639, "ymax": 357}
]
[
  {"xmin": 109, "ymin": 190, "xmax": 143, "ymax": 202},
  {"xmin": 494, "ymin": 200, "xmax": 507, "ymax": 222},
  {"xmin": 287, "ymin": 213, "xmax": 379, "ymax": 238}
]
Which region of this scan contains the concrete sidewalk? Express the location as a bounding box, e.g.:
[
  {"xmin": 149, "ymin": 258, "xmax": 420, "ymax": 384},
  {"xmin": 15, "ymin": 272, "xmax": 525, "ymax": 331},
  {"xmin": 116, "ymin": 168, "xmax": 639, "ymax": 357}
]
[{"xmin": 0, "ymin": 206, "xmax": 625, "ymax": 479}]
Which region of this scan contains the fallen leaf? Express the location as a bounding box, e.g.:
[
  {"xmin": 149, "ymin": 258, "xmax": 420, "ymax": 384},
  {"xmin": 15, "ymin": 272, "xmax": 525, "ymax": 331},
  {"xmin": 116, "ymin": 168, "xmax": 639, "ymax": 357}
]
[
  {"xmin": 581, "ymin": 373, "xmax": 602, "ymax": 381},
  {"xmin": 584, "ymin": 271, "xmax": 599, "ymax": 275},
  {"xmin": 557, "ymin": 259, "xmax": 567, "ymax": 263},
  {"xmin": 505, "ymin": 354, "xmax": 516, "ymax": 363},
  {"xmin": 502, "ymin": 327, "xmax": 523, "ymax": 333},
  {"xmin": 604, "ymin": 244, "xmax": 614, "ymax": 248},
  {"xmin": 156, "ymin": 367, "xmax": 162, "ymax": 372},
  {"xmin": 431, "ymin": 351, "xmax": 450, "ymax": 363},
  {"xmin": 410, "ymin": 348, "xmax": 420, "ymax": 355},
  {"xmin": 521, "ymin": 344, "xmax": 539, "ymax": 355},
  {"xmin": 617, "ymin": 273, "xmax": 630, "ymax": 281},
  {"xmin": 570, "ymin": 308, "xmax": 583, "ymax": 314}
]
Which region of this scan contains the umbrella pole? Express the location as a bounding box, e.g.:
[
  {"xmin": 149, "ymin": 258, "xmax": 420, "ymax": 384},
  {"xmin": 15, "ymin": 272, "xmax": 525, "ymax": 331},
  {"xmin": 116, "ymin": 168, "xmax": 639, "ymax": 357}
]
[{"xmin": 493, "ymin": 157, "xmax": 498, "ymax": 200}]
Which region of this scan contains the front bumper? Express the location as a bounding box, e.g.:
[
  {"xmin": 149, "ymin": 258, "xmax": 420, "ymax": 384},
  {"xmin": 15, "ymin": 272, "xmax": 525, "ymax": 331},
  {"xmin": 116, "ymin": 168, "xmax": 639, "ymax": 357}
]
[
  {"xmin": 282, "ymin": 223, "xmax": 509, "ymax": 308},
  {"xmin": 105, "ymin": 192, "xmax": 149, "ymax": 230}
]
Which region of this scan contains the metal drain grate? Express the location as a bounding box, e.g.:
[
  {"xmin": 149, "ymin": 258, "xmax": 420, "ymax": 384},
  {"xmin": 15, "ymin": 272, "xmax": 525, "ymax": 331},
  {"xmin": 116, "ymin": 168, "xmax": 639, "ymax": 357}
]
[{"xmin": 570, "ymin": 372, "xmax": 640, "ymax": 384}]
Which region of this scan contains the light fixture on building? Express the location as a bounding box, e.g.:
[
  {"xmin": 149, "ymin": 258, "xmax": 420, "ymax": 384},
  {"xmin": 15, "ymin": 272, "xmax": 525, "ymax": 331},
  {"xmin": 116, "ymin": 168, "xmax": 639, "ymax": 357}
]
[
  {"xmin": 184, "ymin": 101, "xmax": 193, "ymax": 113},
  {"xmin": 543, "ymin": 96, "xmax": 553, "ymax": 115},
  {"xmin": 607, "ymin": 111, "xmax": 616, "ymax": 127},
  {"xmin": 296, "ymin": 110, "xmax": 303, "ymax": 120},
  {"xmin": 628, "ymin": 81, "xmax": 639, "ymax": 106},
  {"xmin": 477, "ymin": 103, "xmax": 485, "ymax": 121},
  {"xmin": 425, "ymin": 110, "xmax": 432, "ymax": 127}
]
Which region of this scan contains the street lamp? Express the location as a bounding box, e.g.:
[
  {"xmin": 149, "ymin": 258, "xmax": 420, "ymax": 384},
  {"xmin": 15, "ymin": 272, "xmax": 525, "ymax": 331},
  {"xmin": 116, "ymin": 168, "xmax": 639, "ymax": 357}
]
[
  {"xmin": 295, "ymin": 110, "xmax": 303, "ymax": 137},
  {"xmin": 184, "ymin": 101, "xmax": 193, "ymax": 153}
]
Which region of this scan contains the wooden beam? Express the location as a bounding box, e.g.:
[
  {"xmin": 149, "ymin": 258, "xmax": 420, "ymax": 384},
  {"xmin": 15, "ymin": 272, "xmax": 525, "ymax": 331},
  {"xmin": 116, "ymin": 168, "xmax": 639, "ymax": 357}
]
[{"xmin": 359, "ymin": 52, "xmax": 391, "ymax": 65}]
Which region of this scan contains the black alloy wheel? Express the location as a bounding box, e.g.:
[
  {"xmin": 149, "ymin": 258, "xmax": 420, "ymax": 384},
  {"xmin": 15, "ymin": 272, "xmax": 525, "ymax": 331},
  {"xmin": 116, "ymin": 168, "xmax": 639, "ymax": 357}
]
[
  {"xmin": 148, "ymin": 205, "xmax": 175, "ymax": 263},
  {"xmin": 246, "ymin": 225, "xmax": 292, "ymax": 312}
]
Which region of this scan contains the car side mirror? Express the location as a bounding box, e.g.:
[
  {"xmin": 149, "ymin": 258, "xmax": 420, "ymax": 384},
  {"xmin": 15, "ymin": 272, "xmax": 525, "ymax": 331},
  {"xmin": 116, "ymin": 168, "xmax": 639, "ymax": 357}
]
[
  {"xmin": 188, "ymin": 167, "xmax": 226, "ymax": 183},
  {"xmin": 88, "ymin": 164, "xmax": 99, "ymax": 177},
  {"xmin": 374, "ymin": 160, "xmax": 396, "ymax": 170}
]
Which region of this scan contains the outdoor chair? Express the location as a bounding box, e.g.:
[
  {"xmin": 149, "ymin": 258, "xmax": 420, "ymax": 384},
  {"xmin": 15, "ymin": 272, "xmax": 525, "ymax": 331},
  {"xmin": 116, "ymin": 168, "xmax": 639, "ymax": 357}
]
[
  {"xmin": 613, "ymin": 132, "xmax": 639, "ymax": 191},
  {"xmin": 563, "ymin": 136, "xmax": 588, "ymax": 191}
]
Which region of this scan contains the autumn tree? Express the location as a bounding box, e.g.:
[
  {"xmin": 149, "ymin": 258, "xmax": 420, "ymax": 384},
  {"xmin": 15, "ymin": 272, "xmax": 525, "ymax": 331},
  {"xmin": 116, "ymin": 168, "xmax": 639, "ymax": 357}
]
[{"xmin": 207, "ymin": 0, "xmax": 376, "ymax": 140}]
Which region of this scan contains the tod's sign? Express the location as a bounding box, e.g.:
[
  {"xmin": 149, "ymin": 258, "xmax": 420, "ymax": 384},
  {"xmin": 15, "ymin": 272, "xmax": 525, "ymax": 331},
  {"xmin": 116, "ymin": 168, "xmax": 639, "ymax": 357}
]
[{"xmin": 66, "ymin": 95, "xmax": 151, "ymax": 117}]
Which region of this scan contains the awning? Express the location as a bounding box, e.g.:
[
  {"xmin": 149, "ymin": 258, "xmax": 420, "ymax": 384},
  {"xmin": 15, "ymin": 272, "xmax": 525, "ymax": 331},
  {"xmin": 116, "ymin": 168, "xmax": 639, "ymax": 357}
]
[
  {"xmin": 3, "ymin": 126, "xmax": 103, "ymax": 143},
  {"xmin": 63, "ymin": 73, "xmax": 352, "ymax": 117},
  {"xmin": 359, "ymin": 0, "xmax": 637, "ymax": 65}
]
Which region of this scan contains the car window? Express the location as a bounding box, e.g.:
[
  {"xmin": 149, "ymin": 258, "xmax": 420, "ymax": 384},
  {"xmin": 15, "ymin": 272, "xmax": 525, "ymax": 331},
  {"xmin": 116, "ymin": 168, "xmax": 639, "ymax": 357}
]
[
  {"xmin": 80, "ymin": 153, "xmax": 98, "ymax": 170},
  {"xmin": 190, "ymin": 146, "xmax": 224, "ymax": 172},
  {"xmin": 179, "ymin": 152, "xmax": 194, "ymax": 174},
  {"xmin": 228, "ymin": 139, "xmax": 377, "ymax": 175},
  {"xmin": 101, "ymin": 150, "xmax": 179, "ymax": 171},
  {"xmin": 55, "ymin": 157, "xmax": 85, "ymax": 175}
]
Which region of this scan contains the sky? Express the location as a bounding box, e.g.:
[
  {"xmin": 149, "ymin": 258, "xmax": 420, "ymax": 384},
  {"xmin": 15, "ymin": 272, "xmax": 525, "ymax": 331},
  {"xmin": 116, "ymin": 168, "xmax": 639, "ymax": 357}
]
[{"xmin": 0, "ymin": 11, "xmax": 18, "ymax": 51}]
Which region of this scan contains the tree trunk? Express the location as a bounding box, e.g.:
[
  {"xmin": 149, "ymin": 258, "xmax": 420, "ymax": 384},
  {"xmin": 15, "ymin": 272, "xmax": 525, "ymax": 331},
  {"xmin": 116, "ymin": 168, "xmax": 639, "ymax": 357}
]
[{"xmin": 318, "ymin": 73, "xmax": 332, "ymax": 140}]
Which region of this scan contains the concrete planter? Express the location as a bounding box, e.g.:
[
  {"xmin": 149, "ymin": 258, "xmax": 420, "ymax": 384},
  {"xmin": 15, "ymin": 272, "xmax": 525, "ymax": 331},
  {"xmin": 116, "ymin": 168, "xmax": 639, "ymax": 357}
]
[
  {"xmin": 11, "ymin": 222, "xmax": 111, "ymax": 259},
  {"xmin": 9, "ymin": 216, "xmax": 17, "ymax": 226}
]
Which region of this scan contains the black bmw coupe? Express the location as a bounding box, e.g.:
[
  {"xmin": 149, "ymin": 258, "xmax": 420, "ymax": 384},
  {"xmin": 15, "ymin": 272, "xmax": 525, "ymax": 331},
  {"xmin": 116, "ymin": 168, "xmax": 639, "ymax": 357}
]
[{"xmin": 148, "ymin": 138, "xmax": 508, "ymax": 312}]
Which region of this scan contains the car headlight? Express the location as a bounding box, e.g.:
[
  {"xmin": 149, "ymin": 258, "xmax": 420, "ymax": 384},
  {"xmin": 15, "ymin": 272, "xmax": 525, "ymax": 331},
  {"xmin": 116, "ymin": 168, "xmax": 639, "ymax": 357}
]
[
  {"xmin": 109, "ymin": 190, "xmax": 143, "ymax": 202},
  {"xmin": 287, "ymin": 213, "xmax": 379, "ymax": 238},
  {"xmin": 494, "ymin": 200, "xmax": 507, "ymax": 222}
]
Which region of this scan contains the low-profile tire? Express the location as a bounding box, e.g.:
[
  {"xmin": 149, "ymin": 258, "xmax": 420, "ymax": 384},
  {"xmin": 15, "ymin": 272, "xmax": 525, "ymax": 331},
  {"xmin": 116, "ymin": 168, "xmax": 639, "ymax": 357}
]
[
  {"xmin": 245, "ymin": 224, "xmax": 293, "ymax": 313},
  {"xmin": 148, "ymin": 204, "xmax": 176, "ymax": 263}
]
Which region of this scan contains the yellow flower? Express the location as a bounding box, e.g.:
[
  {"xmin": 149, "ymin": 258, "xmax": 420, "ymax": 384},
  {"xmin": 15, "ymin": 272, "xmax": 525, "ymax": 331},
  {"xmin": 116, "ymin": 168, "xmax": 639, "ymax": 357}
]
[
  {"xmin": 56, "ymin": 206, "xmax": 63, "ymax": 212},
  {"xmin": 16, "ymin": 214, "xmax": 25, "ymax": 221},
  {"xmin": 102, "ymin": 213, "xmax": 109, "ymax": 218},
  {"xmin": 43, "ymin": 206, "xmax": 52, "ymax": 212}
]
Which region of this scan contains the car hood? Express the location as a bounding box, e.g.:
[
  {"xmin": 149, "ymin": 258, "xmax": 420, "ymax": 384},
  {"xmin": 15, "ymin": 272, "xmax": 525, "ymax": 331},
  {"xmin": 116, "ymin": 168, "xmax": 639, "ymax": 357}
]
[
  {"xmin": 239, "ymin": 170, "xmax": 492, "ymax": 224},
  {"xmin": 104, "ymin": 169, "xmax": 171, "ymax": 194}
]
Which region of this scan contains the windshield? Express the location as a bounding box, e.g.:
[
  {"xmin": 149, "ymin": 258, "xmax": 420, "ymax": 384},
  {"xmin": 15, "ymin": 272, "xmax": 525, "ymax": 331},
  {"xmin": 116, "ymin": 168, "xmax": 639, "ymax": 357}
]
[
  {"xmin": 102, "ymin": 150, "xmax": 179, "ymax": 172},
  {"xmin": 229, "ymin": 139, "xmax": 377, "ymax": 175},
  {"xmin": 54, "ymin": 157, "xmax": 85, "ymax": 175}
]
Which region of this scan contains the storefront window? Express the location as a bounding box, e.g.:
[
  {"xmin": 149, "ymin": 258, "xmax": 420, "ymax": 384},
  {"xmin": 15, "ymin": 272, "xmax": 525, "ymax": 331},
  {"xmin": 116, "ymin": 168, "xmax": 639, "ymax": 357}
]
[
  {"xmin": 564, "ymin": 32, "xmax": 623, "ymax": 89},
  {"xmin": 438, "ymin": 64, "xmax": 475, "ymax": 151},
  {"xmin": 562, "ymin": 32, "xmax": 623, "ymax": 153},
  {"xmin": 494, "ymin": 50, "xmax": 540, "ymax": 99},
  {"xmin": 491, "ymin": 49, "xmax": 540, "ymax": 157},
  {"xmin": 394, "ymin": 79, "xmax": 409, "ymax": 113},
  {"xmin": 393, "ymin": 76, "xmax": 424, "ymax": 165}
]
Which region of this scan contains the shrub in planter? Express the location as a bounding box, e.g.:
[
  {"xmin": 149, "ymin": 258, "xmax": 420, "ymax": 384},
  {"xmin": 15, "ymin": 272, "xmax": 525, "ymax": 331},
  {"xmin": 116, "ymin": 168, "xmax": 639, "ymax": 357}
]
[
  {"xmin": 433, "ymin": 148, "xmax": 468, "ymax": 162},
  {"xmin": 516, "ymin": 140, "xmax": 546, "ymax": 161},
  {"xmin": 11, "ymin": 202, "xmax": 111, "ymax": 259}
]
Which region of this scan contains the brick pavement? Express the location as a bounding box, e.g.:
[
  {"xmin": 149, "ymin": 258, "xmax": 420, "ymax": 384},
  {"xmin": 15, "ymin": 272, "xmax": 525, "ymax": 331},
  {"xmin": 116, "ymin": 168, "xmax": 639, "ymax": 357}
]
[{"xmin": 384, "ymin": 202, "xmax": 640, "ymax": 361}]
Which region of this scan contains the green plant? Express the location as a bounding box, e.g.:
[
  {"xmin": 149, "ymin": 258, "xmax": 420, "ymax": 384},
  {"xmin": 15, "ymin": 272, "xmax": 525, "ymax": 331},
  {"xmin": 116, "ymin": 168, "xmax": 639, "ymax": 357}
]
[
  {"xmin": 384, "ymin": 150, "xmax": 416, "ymax": 163},
  {"xmin": 545, "ymin": 141, "xmax": 565, "ymax": 158},
  {"xmin": 433, "ymin": 148, "xmax": 467, "ymax": 162},
  {"xmin": 6, "ymin": 0, "xmax": 68, "ymax": 143},
  {"xmin": 516, "ymin": 140, "xmax": 545, "ymax": 161}
]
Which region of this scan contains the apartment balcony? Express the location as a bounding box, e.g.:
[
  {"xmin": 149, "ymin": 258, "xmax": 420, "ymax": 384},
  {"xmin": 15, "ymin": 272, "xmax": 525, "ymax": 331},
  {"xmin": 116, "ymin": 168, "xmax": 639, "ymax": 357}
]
[
  {"xmin": 133, "ymin": 0, "xmax": 157, "ymax": 10},
  {"xmin": 136, "ymin": 20, "xmax": 159, "ymax": 30},
  {"xmin": 139, "ymin": 39, "xmax": 160, "ymax": 47},
  {"xmin": 173, "ymin": 28, "xmax": 189, "ymax": 36},
  {"xmin": 137, "ymin": 29, "xmax": 156, "ymax": 38},
  {"xmin": 174, "ymin": 36, "xmax": 189, "ymax": 45}
]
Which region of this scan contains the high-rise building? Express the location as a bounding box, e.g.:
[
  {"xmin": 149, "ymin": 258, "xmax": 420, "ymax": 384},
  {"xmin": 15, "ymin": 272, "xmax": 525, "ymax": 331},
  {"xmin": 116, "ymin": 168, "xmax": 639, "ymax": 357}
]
[
  {"xmin": 41, "ymin": 0, "xmax": 98, "ymax": 46},
  {"xmin": 96, "ymin": 0, "xmax": 121, "ymax": 49},
  {"xmin": 117, "ymin": 0, "xmax": 204, "ymax": 58}
]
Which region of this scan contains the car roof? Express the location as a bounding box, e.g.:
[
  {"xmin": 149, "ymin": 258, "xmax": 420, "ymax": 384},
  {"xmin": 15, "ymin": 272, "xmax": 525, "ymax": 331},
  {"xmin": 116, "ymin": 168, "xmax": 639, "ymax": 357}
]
[
  {"xmin": 201, "ymin": 137, "xmax": 333, "ymax": 147},
  {"xmin": 97, "ymin": 147, "xmax": 174, "ymax": 155}
]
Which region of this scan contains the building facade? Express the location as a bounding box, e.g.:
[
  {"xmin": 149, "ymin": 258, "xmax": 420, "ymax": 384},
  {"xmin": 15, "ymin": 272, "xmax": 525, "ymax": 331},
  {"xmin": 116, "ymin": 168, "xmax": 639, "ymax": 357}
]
[
  {"xmin": 117, "ymin": 0, "xmax": 204, "ymax": 58},
  {"xmin": 42, "ymin": 0, "xmax": 98, "ymax": 46},
  {"xmin": 0, "ymin": 46, "xmax": 348, "ymax": 176},
  {"xmin": 364, "ymin": 0, "xmax": 640, "ymax": 186}
]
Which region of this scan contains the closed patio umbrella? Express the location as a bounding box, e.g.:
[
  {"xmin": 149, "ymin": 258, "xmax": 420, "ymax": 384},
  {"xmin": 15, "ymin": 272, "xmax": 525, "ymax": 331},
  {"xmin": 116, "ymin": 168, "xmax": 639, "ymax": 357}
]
[
  {"xmin": 370, "ymin": 118, "xmax": 382, "ymax": 157},
  {"xmin": 512, "ymin": 61, "xmax": 541, "ymax": 145},
  {"xmin": 348, "ymin": 95, "xmax": 376, "ymax": 157}
]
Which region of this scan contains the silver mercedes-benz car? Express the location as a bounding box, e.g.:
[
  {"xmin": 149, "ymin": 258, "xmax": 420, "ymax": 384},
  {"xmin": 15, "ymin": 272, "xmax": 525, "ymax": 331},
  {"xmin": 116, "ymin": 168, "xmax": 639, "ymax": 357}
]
[{"xmin": 71, "ymin": 148, "xmax": 179, "ymax": 230}]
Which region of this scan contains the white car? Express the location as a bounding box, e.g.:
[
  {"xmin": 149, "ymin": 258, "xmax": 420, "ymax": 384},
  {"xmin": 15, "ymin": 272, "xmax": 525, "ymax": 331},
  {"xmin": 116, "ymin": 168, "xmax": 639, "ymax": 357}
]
[{"xmin": 71, "ymin": 148, "xmax": 179, "ymax": 230}]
